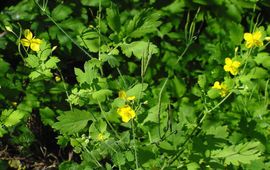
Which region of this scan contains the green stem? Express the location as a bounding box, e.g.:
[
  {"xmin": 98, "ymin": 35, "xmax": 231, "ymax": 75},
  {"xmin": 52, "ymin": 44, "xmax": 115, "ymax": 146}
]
[
  {"xmin": 116, "ymin": 67, "xmax": 128, "ymax": 89},
  {"xmin": 98, "ymin": 0, "xmax": 101, "ymax": 60},
  {"xmin": 132, "ymin": 119, "xmax": 139, "ymax": 169},
  {"xmin": 35, "ymin": 0, "xmax": 93, "ymax": 59},
  {"xmin": 157, "ymin": 78, "xmax": 168, "ymax": 138},
  {"xmin": 57, "ymin": 68, "xmax": 73, "ymax": 111},
  {"xmin": 98, "ymin": 101, "xmax": 121, "ymax": 139},
  {"xmin": 199, "ymin": 91, "xmax": 232, "ymax": 124},
  {"xmin": 176, "ymin": 42, "xmax": 192, "ymax": 64},
  {"xmin": 168, "ymin": 91, "xmax": 233, "ymax": 165}
]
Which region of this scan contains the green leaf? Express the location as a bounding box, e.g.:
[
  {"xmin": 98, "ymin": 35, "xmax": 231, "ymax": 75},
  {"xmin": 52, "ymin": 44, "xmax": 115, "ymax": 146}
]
[
  {"xmin": 125, "ymin": 9, "xmax": 161, "ymax": 38},
  {"xmin": 45, "ymin": 57, "xmax": 60, "ymax": 69},
  {"xmin": 59, "ymin": 161, "xmax": 81, "ymax": 170},
  {"xmin": 100, "ymin": 54, "xmax": 120, "ymax": 68},
  {"xmin": 92, "ymin": 89, "xmax": 112, "ymax": 102},
  {"xmin": 26, "ymin": 54, "xmax": 39, "ymax": 68},
  {"xmin": 205, "ymin": 125, "xmax": 229, "ymax": 139},
  {"xmin": 53, "ymin": 109, "xmax": 94, "ymax": 135},
  {"xmin": 113, "ymin": 152, "xmax": 125, "ymax": 166},
  {"xmin": 125, "ymin": 151, "xmax": 134, "ymax": 162},
  {"xmin": 207, "ymin": 88, "xmax": 220, "ymax": 99},
  {"xmin": 255, "ymin": 53, "xmax": 270, "ymax": 70},
  {"xmin": 0, "ymin": 59, "xmax": 10, "ymax": 77},
  {"xmin": 43, "ymin": 69, "xmax": 53, "ymax": 78},
  {"xmin": 211, "ymin": 141, "xmax": 261, "ymax": 166},
  {"xmin": 29, "ymin": 70, "xmax": 40, "ymax": 79},
  {"xmin": 74, "ymin": 59, "xmax": 101, "ymax": 85},
  {"xmin": 143, "ymin": 105, "xmax": 159, "ymax": 124},
  {"xmin": 187, "ymin": 162, "xmax": 200, "ymax": 170},
  {"xmin": 159, "ymin": 141, "xmax": 175, "ymax": 151},
  {"xmin": 112, "ymin": 98, "xmax": 125, "ymax": 108},
  {"xmin": 79, "ymin": 31, "xmax": 99, "ymax": 52},
  {"xmin": 229, "ymin": 22, "xmax": 244, "ymax": 45},
  {"xmin": 0, "ymin": 126, "xmax": 7, "ymax": 137},
  {"xmin": 171, "ymin": 76, "xmax": 186, "ymax": 97},
  {"xmin": 248, "ymin": 67, "xmax": 268, "ymax": 79},
  {"xmin": 60, "ymin": 18, "xmax": 86, "ymax": 34},
  {"xmin": 198, "ymin": 74, "xmax": 207, "ymax": 89},
  {"xmin": 40, "ymin": 107, "xmax": 55, "ymax": 126},
  {"xmin": 106, "ymin": 4, "xmax": 121, "ymax": 32},
  {"xmin": 126, "ymin": 83, "xmax": 148, "ymax": 99},
  {"xmin": 193, "ymin": 0, "xmax": 208, "ymax": 5},
  {"xmin": 52, "ymin": 4, "xmax": 73, "ymax": 21},
  {"xmin": 2, "ymin": 110, "xmax": 25, "ymax": 127},
  {"xmin": 143, "ymin": 104, "xmax": 166, "ymax": 124},
  {"xmin": 121, "ymin": 41, "xmax": 159, "ymax": 59},
  {"xmin": 81, "ymin": 0, "xmax": 110, "ymax": 7},
  {"xmin": 74, "ymin": 68, "xmax": 85, "ymax": 85},
  {"xmin": 38, "ymin": 41, "xmax": 51, "ymax": 61},
  {"xmin": 137, "ymin": 148, "xmax": 155, "ymax": 165}
]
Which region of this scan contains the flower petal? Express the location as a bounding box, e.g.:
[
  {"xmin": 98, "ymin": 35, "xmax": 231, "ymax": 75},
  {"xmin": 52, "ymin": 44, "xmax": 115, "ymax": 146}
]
[
  {"xmin": 213, "ymin": 81, "xmax": 221, "ymax": 89},
  {"xmin": 118, "ymin": 90, "xmax": 126, "ymax": 99},
  {"xmin": 225, "ymin": 58, "xmax": 232, "ymax": 65},
  {"xmin": 122, "ymin": 115, "xmax": 130, "ymax": 123},
  {"xmin": 126, "ymin": 96, "xmax": 136, "ymax": 101},
  {"xmin": 245, "ymin": 42, "xmax": 252, "ymax": 49},
  {"xmin": 232, "ymin": 61, "xmax": 240, "ymax": 68},
  {"xmin": 224, "ymin": 65, "xmax": 230, "ymax": 72},
  {"xmin": 117, "ymin": 105, "xmax": 135, "ymax": 123},
  {"xmin": 129, "ymin": 109, "xmax": 135, "ymax": 119},
  {"xmin": 20, "ymin": 38, "xmax": 30, "ymax": 47},
  {"xmin": 24, "ymin": 29, "xmax": 33, "ymax": 40},
  {"xmin": 244, "ymin": 33, "xmax": 252, "ymax": 41},
  {"xmin": 30, "ymin": 38, "xmax": 42, "ymax": 51},
  {"xmin": 256, "ymin": 41, "xmax": 264, "ymax": 47},
  {"xmin": 253, "ymin": 31, "xmax": 262, "ymax": 40}
]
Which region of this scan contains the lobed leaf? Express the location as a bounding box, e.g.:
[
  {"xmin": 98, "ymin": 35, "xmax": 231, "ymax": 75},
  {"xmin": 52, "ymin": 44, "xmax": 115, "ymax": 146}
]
[
  {"xmin": 211, "ymin": 141, "xmax": 261, "ymax": 166},
  {"xmin": 53, "ymin": 109, "xmax": 94, "ymax": 135}
]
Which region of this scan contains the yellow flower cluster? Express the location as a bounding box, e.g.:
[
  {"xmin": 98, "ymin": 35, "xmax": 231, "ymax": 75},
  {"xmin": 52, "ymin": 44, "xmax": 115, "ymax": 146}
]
[
  {"xmin": 244, "ymin": 31, "xmax": 263, "ymax": 49},
  {"xmin": 223, "ymin": 58, "xmax": 241, "ymax": 75},
  {"xmin": 117, "ymin": 91, "xmax": 136, "ymax": 123},
  {"xmin": 20, "ymin": 29, "xmax": 42, "ymax": 52},
  {"xmin": 212, "ymin": 81, "xmax": 228, "ymax": 97}
]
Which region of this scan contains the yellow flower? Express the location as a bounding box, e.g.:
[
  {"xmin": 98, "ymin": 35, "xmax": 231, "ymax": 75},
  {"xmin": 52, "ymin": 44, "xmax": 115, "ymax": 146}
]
[
  {"xmin": 97, "ymin": 133, "xmax": 105, "ymax": 141},
  {"xmin": 117, "ymin": 105, "xmax": 136, "ymax": 123},
  {"xmin": 223, "ymin": 58, "xmax": 241, "ymax": 75},
  {"xmin": 20, "ymin": 29, "xmax": 42, "ymax": 52},
  {"xmin": 244, "ymin": 31, "xmax": 263, "ymax": 48},
  {"xmin": 212, "ymin": 81, "xmax": 228, "ymax": 97},
  {"xmin": 118, "ymin": 90, "xmax": 135, "ymax": 101}
]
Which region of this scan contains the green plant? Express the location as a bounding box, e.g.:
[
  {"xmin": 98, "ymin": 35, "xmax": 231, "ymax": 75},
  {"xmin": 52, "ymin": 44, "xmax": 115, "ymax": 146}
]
[{"xmin": 0, "ymin": 0, "xmax": 270, "ymax": 169}]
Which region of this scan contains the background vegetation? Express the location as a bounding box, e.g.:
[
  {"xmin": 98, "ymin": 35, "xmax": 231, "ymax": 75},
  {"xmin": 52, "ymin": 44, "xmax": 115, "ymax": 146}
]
[{"xmin": 0, "ymin": 0, "xmax": 270, "ymax": 169}]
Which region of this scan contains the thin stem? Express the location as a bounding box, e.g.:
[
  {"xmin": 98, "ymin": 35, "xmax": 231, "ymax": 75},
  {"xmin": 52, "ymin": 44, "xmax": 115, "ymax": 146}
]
[
  {"xmin": 264, "ymin": 79, "xmax": 269, "ymax": 106},
  {"xmin": 57, "ymin": 68, "xmax": 73, "ymax": 111},
  {"xmin": 17, "ymin": 25, "xmax": 27, "ymax": 63},
  {"xmin": 168, "ymin": 91, "xmax": 233, "ymax": 165},
  {"xmin": 116, "ymin": 67, "xmax": 128, "ymax": 89},
  {"xmin": 176, "ymin": 42, "xmax": 192, "ymax": 64},
  {"xmin": 132, "ymin": 119, "xmax": 139, "ymax": 169},
  {"xmin": 35, "ymin": 0, "xmax": 93, "ymax": 59},
  {"xmin": 85, "ymin": 146, "xmax": 102, "ymax": 167},
  {"xmin": 98, "ymin": 0, "xmax": 102, "ymax": 60},
  {"xmin": 199, "ymin": 91, "xmax": 233, "ymax": 124},
  {"xmin": 98, "ymin": 101, "xmax": 121, "ymax": 139},
  {"xmin": 157, "ymin": 78, "xmax": 168, "ymax": 138}
]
